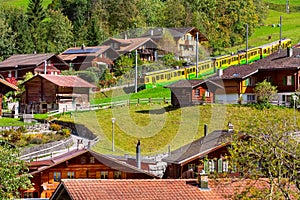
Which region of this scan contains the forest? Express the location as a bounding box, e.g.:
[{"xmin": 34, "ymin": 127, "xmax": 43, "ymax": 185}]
[{"xmin": 0, "ymin": 0, "xmax": 268, "ymax": 61}]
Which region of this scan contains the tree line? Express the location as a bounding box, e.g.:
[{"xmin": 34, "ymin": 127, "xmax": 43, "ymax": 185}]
[{"xmin": 0, "ymin": 0, "xmax": 268, "ymax": 61}]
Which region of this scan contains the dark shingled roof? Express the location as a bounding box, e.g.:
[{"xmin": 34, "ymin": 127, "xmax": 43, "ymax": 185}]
[
  {"xmin": 163, "ymin": 130, "xmax": 231, "ymax": 164},
  {"xmin": 0, "ymin": 53, "xmax": 68, "ymax": 70},
  {"xmin": 215, "ymin": 47, "xmax": 300, "ymax": 80},
  {"xmin": 164, "ymin": 79, "xmax": 224, "ymax": 90},
  {"xmin": 31, "ymin": 149, "xmax": 158, "ymax": 178}
]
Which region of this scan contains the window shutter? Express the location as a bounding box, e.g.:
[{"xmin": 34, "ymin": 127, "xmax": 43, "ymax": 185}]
[
  {"xmin": 218, "ymin": 158, "xmax": 223, "ymax": 173},
  {"xmin": 283, "ymin": 76, "xmax": 286, "ymax": 86},
  {"xmin": 204, "ymin": 161, "xmax": 209, "ymax": 174},
  {"xmin": 245, "ymin": 78, "xmax": 249, "ymax": 86},
  {"xmin": 292, "ymin": 76, "xmax": 295, "ymax": 85}
]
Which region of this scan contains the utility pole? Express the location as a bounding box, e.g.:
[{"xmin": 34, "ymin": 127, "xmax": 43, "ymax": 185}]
[
  {"xmin": 246, "ymin": 24, "xmax": 248, "ymax": 64},
  {"xmin": 135, "ymin": 49, "xmax": 138, "ymax": 93},
  {"xmin": 196, "ymin": 32, "xmax": 199, "ymax": 78},
  {"xmin": 280, "ymin": 16, "xmax": 282, "ymax": 46}
]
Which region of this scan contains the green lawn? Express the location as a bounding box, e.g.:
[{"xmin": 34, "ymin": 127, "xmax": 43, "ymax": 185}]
[
  {"xmin": 0, "ymin": 117, "xmax": 26, "ymax": 126},
  {"xmin": 56, "ymin": 104, "xmax": 300, "ymax": 156},
  {"xmin": 0, "ymin": 0, "xmax": 52, "ymax": 7},
  {"xmin": 90, "ymin": 86, "xmax": 171, "ymax": 104},
  {"xmin": 264, "ymin": 0, "xmax": 300, "ymax": 5}
]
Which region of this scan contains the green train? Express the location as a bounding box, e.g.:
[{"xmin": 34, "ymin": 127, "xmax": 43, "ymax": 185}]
[{"xmin": 140, "ymin": 38, "xmax": 292, "ymax": 88}]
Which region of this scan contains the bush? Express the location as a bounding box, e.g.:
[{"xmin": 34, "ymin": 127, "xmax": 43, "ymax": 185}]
[
  {"xmin": 50, "ymin": 123, "xmax": 62, "ymax": 131},
  {"xmin": 30, "ymin": 138, "xmax": 43, "ymax": 145},
  {"xmin": 58, "ymin": 128, "xmax": 71, "ymax": 137}
]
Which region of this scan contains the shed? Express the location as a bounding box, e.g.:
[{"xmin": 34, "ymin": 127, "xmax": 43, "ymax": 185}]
[
  {"xmin": 164, "ymin": 79, "xmax": 224, "ymax": 107},
  {"xmin": 21, "ymin": 74, "xmax": 96, "ymax": 114}
]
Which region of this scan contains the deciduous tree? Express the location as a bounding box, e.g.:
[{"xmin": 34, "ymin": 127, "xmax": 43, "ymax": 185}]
[
  {"xmin": 0, "ymin": 145, "xmax": 32, "ymax": 199},
  {"xmin": 229, "ymin": 113, "xmax": 300, "ymax": 199}
]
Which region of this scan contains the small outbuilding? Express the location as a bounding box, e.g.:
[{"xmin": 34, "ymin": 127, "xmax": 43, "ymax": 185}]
[
  {"xmin": 21, "ymin": 74, "xmax": 96, "ymax": 114},
  {"xmin": 164, "ymin": 79, "xmax": 224, "ymax": 107}
]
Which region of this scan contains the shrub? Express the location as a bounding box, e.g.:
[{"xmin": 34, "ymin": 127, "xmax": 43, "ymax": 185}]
[
  {"xmin": 58, "ymin": 128, "xmax": 71, "ymax": 137},
  {"xmin": 50, "ymin": 123, "xmax": 61, "ymax": 131},
  {"xmin": 10, "ymin": 131, "xmax": 22, "ymax": 143},
  {"xmin": 30, "ymin": 138, "xmax": 43, "ymax": 145}
]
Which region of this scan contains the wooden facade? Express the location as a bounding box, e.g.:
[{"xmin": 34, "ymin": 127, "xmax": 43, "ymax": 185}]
[
  {"xmin": 0, "ymin": 54, "xmax": 69, "ymax": 80},
  {"xmin": 163, "ymin": 129, "xmax": 239, "ymax": 179},
  {"xmin": 21, "ymin": 74, "xmax": 95, "ymax": 113},
  {"xmin": 165, "ymin": 80, "xmax": 222, "ymax": 107},
  {"xmin": 22, "ymin": 149, "xmax": 157, "ymax": 198},
  {"xmin": 59, "ymin": 45, "xmax": 120, "ymax": 71}
]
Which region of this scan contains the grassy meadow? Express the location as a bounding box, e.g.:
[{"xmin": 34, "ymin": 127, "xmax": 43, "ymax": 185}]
[
  {"xmin": 0, "ymin": 0, "xmax": 51, "ymax": 7},
  {"xmin": 55, "ymin": 103, "xmax": 300, "ymax": 156}
]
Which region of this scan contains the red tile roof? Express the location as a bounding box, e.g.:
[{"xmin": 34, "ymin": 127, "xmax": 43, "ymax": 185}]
[
  {"xmin": 35, "ymin": 74, "xmax": 96, "ymax": 88},
  {"xmin": 0, "ymin": 78, "xmax": 19, "ymax": 91},
  {"xmin": 51, "ymin": 178, "xmax": 297, "ymax": 200}
]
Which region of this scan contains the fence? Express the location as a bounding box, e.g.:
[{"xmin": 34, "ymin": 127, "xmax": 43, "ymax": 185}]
[{"xmin": 50, "ymin": 97, "xmax": 171, "ymax": 116}]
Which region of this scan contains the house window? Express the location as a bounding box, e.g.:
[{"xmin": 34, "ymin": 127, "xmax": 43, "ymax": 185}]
[
  {"xmin": 205, "ymin": 89, "xmax": 210, "ymax": 97},
  {"xmin": 246, "ymin": 77, "xmax": 256, "ymax": 86},
  {"xmin": 265, "ymin": 76, "xmax": 272, "ymax": 83},
  {"xmin": 101, "ymin": 171, "xmax": 108, "ymax": 179},
  {"xmin": 223, "ymin": 160, "xmax": 229, "ymax": 172},
  {"xmin": 195, "ymin": 89, "xmax": 200, "ymax": 97},
  {"xmin": 67, "ymin": 171, "xmax": 75, "ymax": 179},
  {"xmin": 80, "ymin": 156, "xmax": 86, "ymax": 164},
  {"xmin": 287, "ymin": 75, "xmax": 293, "ymax": 86},
  {"xmin": 90, "ymin": 157, "xmax": 95, "ymax": 164},
  {"xmin": 54, "ymin": 172, "xmax": 61, "ymax": 182},
  {"xmin": 188, "ymin": 164, "xmax": 195, "ymax": 171},
  {"xmin": 24, "ymin": 192, "xmax": 33, "ymax": 198},
  {"xmin": 114, "ymin": 171, "xmax": 122, "ymax": 179},
  {"xmin": 208, "ymin": 160, "xmax": 215, "ymax": 172},
  {"xmin": 247, "ymin": 95, "xmax": 255, "ymax": 102}
]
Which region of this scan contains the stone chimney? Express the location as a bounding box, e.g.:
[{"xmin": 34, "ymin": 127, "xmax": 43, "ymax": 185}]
[
  {"xmin": 136, "ymin": 140, "xmax": 141, "ymax": 169},
  {"xmin": 198, "ymin": 170, "xmax": 209, "ymax": 190},
  {"xmin": 217, "ymin": 68, "xmax": 223, "ymax": 77}
]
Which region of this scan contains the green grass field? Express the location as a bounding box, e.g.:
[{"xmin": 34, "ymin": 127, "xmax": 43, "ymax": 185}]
[
  {"xmin": 91, "ymin": 86, "xmax": 171, "ymax": 104},
  {"xmin": 0, "ymin": 0, "xmax": 51, "ymax": 8},
  {"xmin": 55, "ymin": 104, "xmax": 300, "ymax": 156}
]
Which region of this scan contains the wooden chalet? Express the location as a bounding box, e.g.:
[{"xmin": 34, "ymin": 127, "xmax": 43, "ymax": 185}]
[
  {"xmin": 22, "ymin": 149, "xmax": 158, "ymax": 198},
  {"xmin": 21, "ymin": 74, "xmax": 96, "ymax": 114},
  {"xmin": 210, "ymin": 47, "xmax": 300, "ymax": 105},
  {"xmin": 0, "ymin": 78, "xmax": 19, "ymax": 117},
  {"xmin": 0, "ymin": 53, "xmax": 69, "ymax": 80},
  {"xmin": 163, "ymin": 126, "xmax": 238, "ymax": 179},
  {"xmin": 141, "ymin": 27, "xmax": 208, "ymax": 61},
  {"xmin": 102, "ymin": 37, "xmax": 158, "ymax": 61},
  {"xmin": 59, "ymin": 45, "xmax": 119, "ymax": 71},
  {"xmin": 164, "ymin": 79, "xmax": 223, "ymax": 107}
]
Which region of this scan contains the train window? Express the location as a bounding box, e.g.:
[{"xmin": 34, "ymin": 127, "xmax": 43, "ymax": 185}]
[
  {"xmin": 222, "ymin": 60, "xmax": 226, "ymax": 64},
  {"xmin": 156, "ymin": 75, "xmax": 160, "ymax": 80},
  {"xmin": 182, "ymin": 71, "xmax": 184, "ymax": 75},
  {"xmin": 193, "ymin": 68, "xmax": 195, "ymax": 72},
  {"xmin": 152, "ymin": 77, "xmax": 155, "ymax": 83},
  {"xmin": 174, "ymin": 72, "xmax": 177, "ymax": 77},
  {"xmin": 161, "ymin": 75, "xmax": 164, "ymax": 79},
  {"xmin": 178, "ymin": 71, "xmax": 181, "ymax": 76},
  {"xmin": 145, "ymin": 77, "xmax": 149, "ymax": 83}
]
